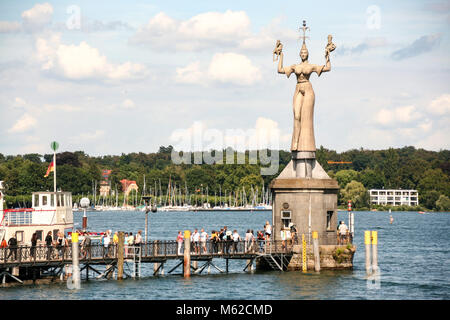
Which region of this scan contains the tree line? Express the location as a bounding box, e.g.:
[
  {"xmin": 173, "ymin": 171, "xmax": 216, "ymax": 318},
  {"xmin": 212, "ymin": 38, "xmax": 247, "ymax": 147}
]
[{"xmin": 0, "ymin": 145, "xmax": 449, "ymax": 211}]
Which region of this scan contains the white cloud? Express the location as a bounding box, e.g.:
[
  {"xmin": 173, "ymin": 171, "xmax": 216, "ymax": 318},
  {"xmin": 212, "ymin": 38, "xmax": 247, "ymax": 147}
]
[
  {"xmin": 8, "ymin": 113, "xmax": 37, "ymax": 133},
  {"xmin": 70, "ymin": 130, "xmax": 105, "ymax": 143},
  {"xmin": 0, "ymin": 21, "xmax": 22, "ymax": 33},
  {"xmin": 130, "ymin": 10, "xmax": 251, "ymax": 51},
  {"xmin": 130, "ymin": 11, "xmax": 295, "ymax": 52},
  {"xmin": 35, "ymin": 34, "xmax": 148, "ymax": 81},
  {"xmin": 175, "ymin": 62, "xmax": 205, "ymax": 85},
  {"xmin": 374, "ymin": 105, "xmax": 422, "ymax": 126},
  {"xmin": 43, "ymin": 104, "xmax": 81, "ymax": 112},
  {"xmin": 176, "ymin": 52, "xmax": 261, "ymax": 86},
  {"xmin": 208, "ymin": 53, "xmax": 261, "ymax": 85},
  {"xmin": 21, "ymin": 2, "xmax": 53, "ymax": 32},
  {"xmin": 427, "ymin": 94, "xmax": 450, "ymax": 115}
]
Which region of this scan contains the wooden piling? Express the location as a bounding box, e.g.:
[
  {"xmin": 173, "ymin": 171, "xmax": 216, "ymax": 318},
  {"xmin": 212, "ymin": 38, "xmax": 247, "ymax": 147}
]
[
  {"xmin": 365, "ymin": 230, "xmax": 371, "ymax": 274},
  {"xmin": 183, "ymin": 230, "xmax": 191, "ymax": 278},
  {"xmin": 154, "ymin": 241, "xmax": 159, "ymax": 274},
  {"xmin": 117, "ymin": 232, "xmax": 124, "ymax": 280},
  {"xmin": 371, "ymin": 231, "xmax": 378, "ymax": 273},
  {"xmin": 71, "ymin": 232, "xmax": 80, "ymax": 289},
  {"xmin": 246, "ymin": 259, "xmax": 253, "ymax": 272},
  {"xmin": 312, "ymin": 231, "xmax": 320, "ymax": 272}
]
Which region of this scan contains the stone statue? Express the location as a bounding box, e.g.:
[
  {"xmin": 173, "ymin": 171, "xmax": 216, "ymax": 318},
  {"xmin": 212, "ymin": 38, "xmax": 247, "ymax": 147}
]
[{"xmin": 273, "ymin": 21, "xmax": 335, "ymax": 178}]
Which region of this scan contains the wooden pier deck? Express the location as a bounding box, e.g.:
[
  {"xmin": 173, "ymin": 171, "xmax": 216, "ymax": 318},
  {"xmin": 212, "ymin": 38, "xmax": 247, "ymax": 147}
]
[{"xmin": 0, "ymin": 240, "xmax": 294, "ymax": 283}]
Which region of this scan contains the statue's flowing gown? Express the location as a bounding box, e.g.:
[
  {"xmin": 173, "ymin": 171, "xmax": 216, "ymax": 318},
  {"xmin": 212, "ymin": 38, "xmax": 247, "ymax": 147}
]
[{"xmin": 284, "ymin": 63, "xmax": 325, "ymax": 152}]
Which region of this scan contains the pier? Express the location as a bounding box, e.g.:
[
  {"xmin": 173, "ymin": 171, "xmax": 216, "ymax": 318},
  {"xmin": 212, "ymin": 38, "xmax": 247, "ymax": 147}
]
[{"xmin": 0, "ymin": 239, "xmax": 296, "ymax": 284}]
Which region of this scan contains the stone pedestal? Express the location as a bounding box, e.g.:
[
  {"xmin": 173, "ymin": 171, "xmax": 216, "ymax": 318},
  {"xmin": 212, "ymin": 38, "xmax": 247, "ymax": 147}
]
[{"xmin": 270, "ymin": 158, "xmax": 339, "ymax": 245}]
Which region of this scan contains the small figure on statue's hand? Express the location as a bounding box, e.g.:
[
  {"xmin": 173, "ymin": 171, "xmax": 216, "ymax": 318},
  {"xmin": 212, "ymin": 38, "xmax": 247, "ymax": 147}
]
[
  {"xmin": 273, "ymin": 40, "xmax": 283, "ymax": 61},
  {"xmin": 325, "ymin": 34, "xmax": 336, "ymax": 58}
]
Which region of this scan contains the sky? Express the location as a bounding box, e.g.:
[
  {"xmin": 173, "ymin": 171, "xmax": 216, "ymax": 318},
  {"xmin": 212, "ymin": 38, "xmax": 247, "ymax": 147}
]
[{"xmin": 0, "ymin": 0, "xmax": 449, "ymax": 156}]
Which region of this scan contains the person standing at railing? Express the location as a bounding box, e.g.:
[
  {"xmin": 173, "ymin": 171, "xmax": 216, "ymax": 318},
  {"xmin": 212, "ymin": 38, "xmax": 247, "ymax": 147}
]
[
  {"xmin": 200, "ymin": 228, "xmax": 208, "ymax": 254},
  {"xmin": 192, "ymin": 229, "xmax": 200, "ymax": 254},
  {"xmin": 218, "ymin": 228, "xmax": 224, "ymax": 254},
  {"xmin": 135, "ymin": 230, "xmax": 143, "ymax": 255},
  {"xmin": 281, "ymin": 229, "xmax": 286, "ymax": 250},
  {"xmin": 127, "ymin": 232, "xmax": 134, "ymax": 257},
  {"xmin": 210, "ymin": 230, "xmax": 218, "ymax": 253},
  {"xmin": 289, "ymin": 223, "xmax": 298, "ymax": 245},
  {"xmin": 45, "ymin": 231, "xmax": 53, "ymax": 260},
  {"xmin": 7, "ymin": 235, "xmax": 17, "ymax": 261},
  {"xmin": 232, "ymin": 230, "xmax": 241, "ymax": 253},
  {"xmin": 81, "ymin": 232, "xmax": 91, "ymax": 259},
  {"xmin": 244, "ymin": 229, "xmax": 252, "ymax": 253},
  {"xmin": 102, "ymin": 231, "xmax": 111, "ymax": 258},
  {"xmin": 56, "ymin": 231, "xmax": 64, "ymax": 259},
  {"xmin": 124, "ymin": 232, "xmax": 129, "ymax": 258},
  {"xmin": 338, "ymin": 221, "xmax": 349, "ymax": 245},
  {"xmin": 30, "ymin": 232, "xmax": 37, "ymax": 260},
  {"xmin": 225, "ymin": 229, "xmax": 232, "ymax": 254},
  {"xmin": 176, "ymin": 231, "xmax": 183, "ymax": 255},
  {"xmin": 250, "ymin": 230, "xmax": 256, "ymax": 253},
  {"xmin": 265, "ymin": 221, "xmax": 272, "ymax": 241},
  {"xmin": 257, "ymin": 230, "xmax": 265, "ymax": 253}
]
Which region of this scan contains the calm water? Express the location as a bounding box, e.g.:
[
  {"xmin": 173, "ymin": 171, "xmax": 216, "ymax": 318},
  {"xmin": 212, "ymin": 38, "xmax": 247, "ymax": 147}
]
[{"xmin": 0, "ymin": 210, "xmax": 449, "ymax": 300}]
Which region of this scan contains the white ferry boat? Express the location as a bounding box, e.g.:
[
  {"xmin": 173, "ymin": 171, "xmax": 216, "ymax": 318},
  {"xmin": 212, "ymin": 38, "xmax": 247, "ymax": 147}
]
[{"xmin": 0, "ymin": 181, "xmax": 73, "ymax": 245}]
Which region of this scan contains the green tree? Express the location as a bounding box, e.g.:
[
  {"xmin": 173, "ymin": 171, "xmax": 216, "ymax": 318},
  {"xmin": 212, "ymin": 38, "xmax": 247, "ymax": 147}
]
[
  {"xmin": 421, "ymin": 190, "xmax": 441, "ymax": 210},
  {"xmin": 360, "ymin": 168, "xmax": 385, "ymax": 189},
  {"xmin": 335, "ymin": 170, "xmax": 359, "ymax": 189},
  {"xmin": 417, "ymin": 168, "xmax": 450, "ymax": 197},
  {"xmin": 340, "ymin": 180, "xmax": 368, "ymax": 209},
  {"xmin": 435, "ymin": 195, "xmax": 450, "ymax": 212}
]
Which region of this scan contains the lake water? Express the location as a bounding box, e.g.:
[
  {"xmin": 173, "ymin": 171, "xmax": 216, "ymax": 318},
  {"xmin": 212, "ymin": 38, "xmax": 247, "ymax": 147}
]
[{"xmin": 0, "ymin": 210, "xmax": 449, "ymax": 300}]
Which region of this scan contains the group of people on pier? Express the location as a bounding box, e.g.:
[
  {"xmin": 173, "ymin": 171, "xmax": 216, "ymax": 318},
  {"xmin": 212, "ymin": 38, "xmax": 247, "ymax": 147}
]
[{"xmin": 176, "ymin": 221, "xmax": 281, "ymax": 256}]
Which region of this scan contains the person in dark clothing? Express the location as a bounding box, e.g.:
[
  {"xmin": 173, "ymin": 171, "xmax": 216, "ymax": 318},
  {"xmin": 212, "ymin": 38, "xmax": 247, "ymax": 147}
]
[
  {"xmin": 30, "ymin": 233, "xmax": 38, "ymax": 259},
  {"xmin": 7, "ymin": 236, "xmax": 17, "ymax": 260},
  {"xmin": 45, "ymin": 231, "xmax": 53, "ymax": 260}
]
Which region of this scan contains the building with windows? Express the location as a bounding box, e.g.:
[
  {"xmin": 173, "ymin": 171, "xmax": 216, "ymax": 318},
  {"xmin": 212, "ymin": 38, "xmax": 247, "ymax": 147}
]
[{"xmin": 369, "ymin": 189, "xmax": 419, "ymax": 206}]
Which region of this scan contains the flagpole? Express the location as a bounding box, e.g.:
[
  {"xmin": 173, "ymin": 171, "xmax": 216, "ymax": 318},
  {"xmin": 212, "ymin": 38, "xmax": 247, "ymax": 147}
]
[
  {"xmin": 50, "ymin": 141, "xmax": 59, "ymax": 193},
  {"xmin": 53, "ymin": 151, "xmax": 56, "ymax": 193}
]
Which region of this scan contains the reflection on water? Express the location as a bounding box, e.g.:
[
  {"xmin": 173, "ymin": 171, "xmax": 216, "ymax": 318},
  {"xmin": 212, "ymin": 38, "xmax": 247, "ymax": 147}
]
[{"xmin": 0, "ymin": 210, "xmax": 449, "ymax": 300}]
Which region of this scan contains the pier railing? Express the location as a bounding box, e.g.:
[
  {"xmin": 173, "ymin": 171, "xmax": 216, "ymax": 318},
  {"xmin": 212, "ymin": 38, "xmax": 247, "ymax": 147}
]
[{"xmin": 0, "ymin": 239, "xmax": 294, "ymax": 266}]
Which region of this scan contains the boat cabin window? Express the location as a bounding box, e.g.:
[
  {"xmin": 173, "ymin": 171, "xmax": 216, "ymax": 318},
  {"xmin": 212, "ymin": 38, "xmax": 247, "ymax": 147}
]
[
  {"xmin": 50, "ymin": 194, "xmax": 55, "ymax": 207},
  {"xmin": 42, "ymin": 195, "xmax": 48, "ymax": 206},
  {"xmin": 33, "ymin": 194, "xmax": 39, "ymax": 207}
]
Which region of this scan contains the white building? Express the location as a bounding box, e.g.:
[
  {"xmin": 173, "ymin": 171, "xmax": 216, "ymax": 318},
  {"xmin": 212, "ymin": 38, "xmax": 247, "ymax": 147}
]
[{"xmin": 369, "ymin": 189, "xmax": 419, "ymax": 206}]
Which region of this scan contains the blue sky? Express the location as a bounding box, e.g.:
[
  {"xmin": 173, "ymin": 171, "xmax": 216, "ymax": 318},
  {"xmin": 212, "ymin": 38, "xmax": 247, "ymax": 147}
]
[{"xmin": 0, "ymin": 0, "xmax": 448, "ymax": 156}]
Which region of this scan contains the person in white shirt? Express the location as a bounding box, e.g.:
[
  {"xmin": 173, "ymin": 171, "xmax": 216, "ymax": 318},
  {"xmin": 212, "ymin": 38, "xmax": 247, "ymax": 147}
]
[
  {"xmin": 192, "ymin": 229, "xmax": 200, "ymax": 254},
  {"xmin": 200, "ymin": 228, "xmax": 208, "ymax": 254},
  {"xmin": 135, "ymin": 230, "xmax": 143, "ymax": 254},
  {"xmin": 338, "ymin": 221, "xmax": 349, "ymax": 244},
  {"xmin": 244, "ymin": 229, "xmax": 253, "ymax": 252},
  {"xmin": 232, "ymin": 230, "xmax": 241, "ymax": 253},
  {"xmin": 265, "ymin": 221, "xmax": 272, "ymax": 240},
  {"xmin": 103, "ymin": 231, "xmax": 111, "ymax": 257}
]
